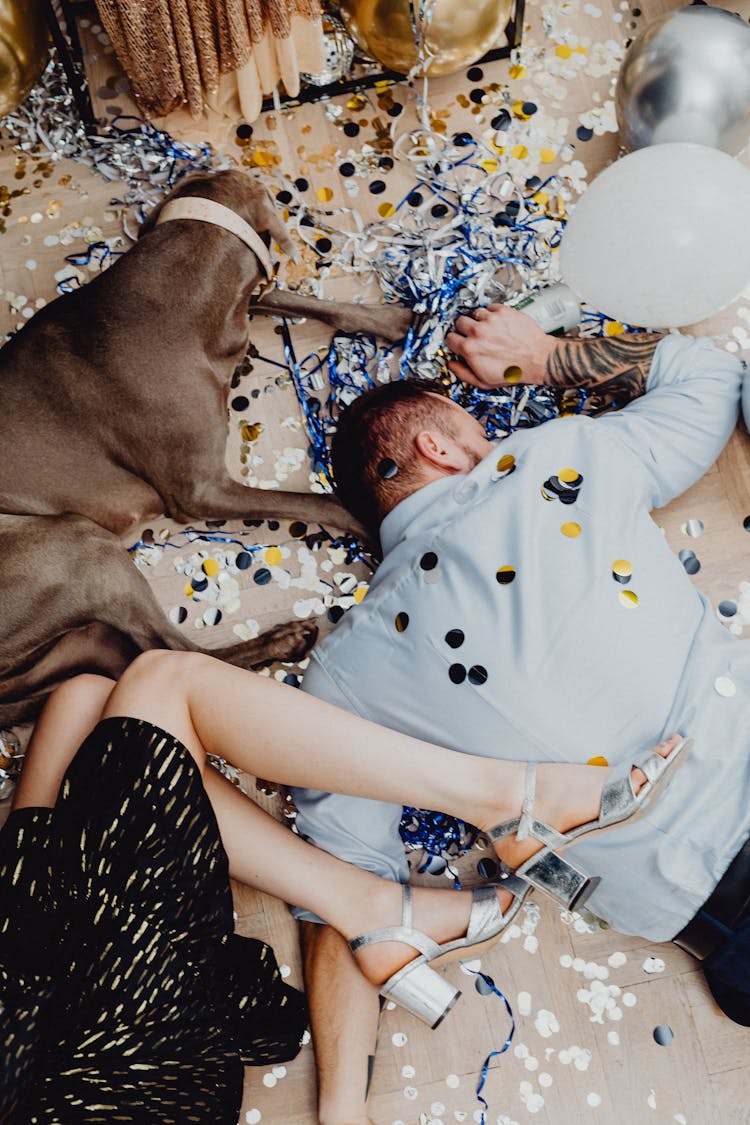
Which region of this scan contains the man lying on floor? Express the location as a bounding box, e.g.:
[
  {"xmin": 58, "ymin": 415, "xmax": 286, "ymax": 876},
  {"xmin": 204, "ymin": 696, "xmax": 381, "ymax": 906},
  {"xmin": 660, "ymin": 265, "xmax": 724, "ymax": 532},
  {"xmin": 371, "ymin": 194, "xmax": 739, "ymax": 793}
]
[{"xmin": 289, "ymin": 305, "xmax": 747, "ymax": 1125}]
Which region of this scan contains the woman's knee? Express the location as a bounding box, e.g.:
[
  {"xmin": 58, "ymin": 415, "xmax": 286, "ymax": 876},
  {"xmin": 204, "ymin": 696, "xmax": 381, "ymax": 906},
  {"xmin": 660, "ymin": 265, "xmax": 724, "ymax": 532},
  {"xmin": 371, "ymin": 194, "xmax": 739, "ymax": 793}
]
[{"xmin": 48, "ymin": 673, "xmax": 115, "ymax": 715}]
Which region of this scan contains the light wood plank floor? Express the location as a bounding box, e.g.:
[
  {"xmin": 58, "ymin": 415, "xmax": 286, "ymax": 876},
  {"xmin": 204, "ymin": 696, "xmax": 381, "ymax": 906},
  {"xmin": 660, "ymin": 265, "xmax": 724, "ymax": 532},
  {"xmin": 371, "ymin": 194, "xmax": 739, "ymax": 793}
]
[{"xmin": 1, "ymin": 1, "xmax": 750, "ymax": 1122}]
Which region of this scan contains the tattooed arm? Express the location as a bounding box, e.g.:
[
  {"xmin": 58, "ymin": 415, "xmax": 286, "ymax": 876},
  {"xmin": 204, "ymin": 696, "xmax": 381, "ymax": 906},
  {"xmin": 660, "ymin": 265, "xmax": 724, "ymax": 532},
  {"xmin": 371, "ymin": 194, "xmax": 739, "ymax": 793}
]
[{"xmin": 445, "ymin": 304, "xmax": 663, "ymax": 409}]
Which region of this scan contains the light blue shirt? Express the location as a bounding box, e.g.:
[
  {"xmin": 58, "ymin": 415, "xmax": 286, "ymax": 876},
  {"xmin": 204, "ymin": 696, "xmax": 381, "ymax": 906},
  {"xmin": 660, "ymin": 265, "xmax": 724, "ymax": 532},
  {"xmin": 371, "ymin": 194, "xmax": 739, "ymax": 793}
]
[{"xmin": 293, "ymin": 334, "xmax": 746, "ymax": 941}]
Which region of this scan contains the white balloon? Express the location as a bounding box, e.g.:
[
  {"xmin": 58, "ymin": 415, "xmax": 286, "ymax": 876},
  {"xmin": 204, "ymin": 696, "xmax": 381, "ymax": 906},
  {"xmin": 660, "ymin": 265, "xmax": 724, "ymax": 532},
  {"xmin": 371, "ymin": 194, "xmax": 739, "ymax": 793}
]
[{"xmin": 559, "ymin": 143, "xmax": 750, "ymax": 328}]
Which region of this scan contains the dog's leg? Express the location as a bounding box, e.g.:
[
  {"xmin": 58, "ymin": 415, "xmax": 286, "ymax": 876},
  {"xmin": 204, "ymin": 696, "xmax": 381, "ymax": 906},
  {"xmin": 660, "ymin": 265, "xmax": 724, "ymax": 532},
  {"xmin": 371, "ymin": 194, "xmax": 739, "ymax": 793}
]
[
  {"xmin": 0, "ymin": 515, "xmax": 318, "ymax": 722},
  {"xmin": 250, "ymin": 289, "xmax": 412, "ymax": 342}
]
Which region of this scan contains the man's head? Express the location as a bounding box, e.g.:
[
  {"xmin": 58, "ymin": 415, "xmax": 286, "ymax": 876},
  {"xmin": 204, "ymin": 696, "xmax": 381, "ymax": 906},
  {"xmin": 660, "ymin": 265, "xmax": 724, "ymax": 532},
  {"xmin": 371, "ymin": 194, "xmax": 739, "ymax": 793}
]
[{"xmin": 331, "ymin": 380, "xmax": 493, "ymax": 532}]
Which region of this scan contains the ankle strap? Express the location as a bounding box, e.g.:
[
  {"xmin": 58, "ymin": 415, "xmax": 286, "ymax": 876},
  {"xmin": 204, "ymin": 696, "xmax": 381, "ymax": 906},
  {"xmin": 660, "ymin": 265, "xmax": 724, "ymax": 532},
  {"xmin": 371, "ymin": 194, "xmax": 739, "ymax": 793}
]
[{"xmin": 516, "ymin": 763, "xmax": 537, "ymax": 842}]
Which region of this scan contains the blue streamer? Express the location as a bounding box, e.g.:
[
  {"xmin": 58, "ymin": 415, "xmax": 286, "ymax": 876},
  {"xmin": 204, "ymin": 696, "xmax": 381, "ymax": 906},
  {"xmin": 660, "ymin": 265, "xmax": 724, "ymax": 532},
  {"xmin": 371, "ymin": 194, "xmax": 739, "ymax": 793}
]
[{"xmin": 466, "ymin": 968, "xmax": 516, "ymax": 1125}]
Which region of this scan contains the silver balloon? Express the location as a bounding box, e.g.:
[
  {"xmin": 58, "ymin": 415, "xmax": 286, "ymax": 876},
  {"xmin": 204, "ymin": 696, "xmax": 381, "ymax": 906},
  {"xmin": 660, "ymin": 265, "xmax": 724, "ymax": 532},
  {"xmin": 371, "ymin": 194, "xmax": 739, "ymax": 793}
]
[{"xmin": 616, "ymin": 6, "xmax": 750, "ymax": 156}]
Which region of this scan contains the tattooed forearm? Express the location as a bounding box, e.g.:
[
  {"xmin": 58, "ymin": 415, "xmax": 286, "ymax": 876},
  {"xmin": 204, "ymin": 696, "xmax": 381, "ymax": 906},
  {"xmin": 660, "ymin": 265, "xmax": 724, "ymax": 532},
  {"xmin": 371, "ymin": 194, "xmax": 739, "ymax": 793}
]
[{"xmin": 545, "ymin": 334, "xmax": 664, "ymax": 403}]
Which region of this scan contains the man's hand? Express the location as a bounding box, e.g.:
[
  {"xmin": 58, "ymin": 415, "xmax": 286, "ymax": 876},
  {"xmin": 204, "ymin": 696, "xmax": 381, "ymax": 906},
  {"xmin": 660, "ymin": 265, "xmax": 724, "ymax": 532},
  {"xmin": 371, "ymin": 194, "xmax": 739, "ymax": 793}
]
[
  {"xmin": 445, "ymin": 305, "xmax": 557, "ymax": 388},
  {"xmin": 446, "ymin": 304, "xmax": 665, "ymax": 410}
]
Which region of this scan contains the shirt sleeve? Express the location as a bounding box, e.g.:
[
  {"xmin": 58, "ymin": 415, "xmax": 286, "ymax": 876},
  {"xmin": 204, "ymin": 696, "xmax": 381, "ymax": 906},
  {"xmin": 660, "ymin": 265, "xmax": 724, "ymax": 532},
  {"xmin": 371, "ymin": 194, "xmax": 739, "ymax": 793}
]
[
  {"xmin": 289, "ymin": 652, "xmax": 409, "ymax": 924},
  {"xmin": 594, "ymin": 333, "xmax": 743, "ymax": 509}
]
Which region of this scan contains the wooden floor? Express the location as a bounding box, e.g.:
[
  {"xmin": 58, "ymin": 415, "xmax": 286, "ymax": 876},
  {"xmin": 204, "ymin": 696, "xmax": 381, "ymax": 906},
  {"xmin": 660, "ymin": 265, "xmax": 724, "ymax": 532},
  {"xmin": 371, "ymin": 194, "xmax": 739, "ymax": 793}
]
[{"xmin": 2, "ymin": 0, "xmax": 750, "ymax": 1122}]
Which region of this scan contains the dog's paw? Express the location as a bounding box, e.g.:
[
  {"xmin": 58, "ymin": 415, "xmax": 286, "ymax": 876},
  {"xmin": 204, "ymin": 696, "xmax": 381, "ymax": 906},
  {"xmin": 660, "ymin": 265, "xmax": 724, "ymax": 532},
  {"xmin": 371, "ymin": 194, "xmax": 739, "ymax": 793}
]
[{"xmin": 254, "ymin": 620, "xmax": 318, "ymax": 665}]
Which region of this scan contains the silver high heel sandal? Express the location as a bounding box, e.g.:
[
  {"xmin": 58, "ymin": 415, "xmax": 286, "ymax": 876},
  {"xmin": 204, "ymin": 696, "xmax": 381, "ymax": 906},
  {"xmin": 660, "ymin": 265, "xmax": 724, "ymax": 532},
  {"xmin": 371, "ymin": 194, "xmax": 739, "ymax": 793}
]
[
  {"xmin": 349, "ymin": 879, "xmax": 527, "ymax": 1028},
  {"xmin": 487, "ymin": 737, "xmax": 692, "ymax": 910}
]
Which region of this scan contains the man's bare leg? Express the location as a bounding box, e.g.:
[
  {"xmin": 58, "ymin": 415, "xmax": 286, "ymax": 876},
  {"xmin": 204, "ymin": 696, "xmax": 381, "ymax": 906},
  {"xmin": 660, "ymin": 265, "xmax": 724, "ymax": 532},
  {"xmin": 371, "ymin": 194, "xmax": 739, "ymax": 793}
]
[{"xmin": 302, "ymin": 922, "xmax": 380, "ymax": 1125}]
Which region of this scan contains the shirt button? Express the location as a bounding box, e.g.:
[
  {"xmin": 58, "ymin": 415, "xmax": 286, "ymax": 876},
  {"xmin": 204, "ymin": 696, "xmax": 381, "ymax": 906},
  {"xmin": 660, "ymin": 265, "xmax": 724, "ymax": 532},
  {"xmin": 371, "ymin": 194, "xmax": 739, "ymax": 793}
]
[{"xmin": 454, "ymin": 479, "xmax": 479, "ymax": 504}]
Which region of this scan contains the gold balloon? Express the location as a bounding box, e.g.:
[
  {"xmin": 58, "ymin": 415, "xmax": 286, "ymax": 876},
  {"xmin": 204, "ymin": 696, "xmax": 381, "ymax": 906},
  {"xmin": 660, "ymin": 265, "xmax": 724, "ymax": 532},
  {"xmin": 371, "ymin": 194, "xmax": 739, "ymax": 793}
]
[
  {"xmin": 338, "ymin": 0, "xmax": 513, "ymax": 77},
  {"xmin": 0, "ymin": 0, "xmax": 49, "ymax": 117}
]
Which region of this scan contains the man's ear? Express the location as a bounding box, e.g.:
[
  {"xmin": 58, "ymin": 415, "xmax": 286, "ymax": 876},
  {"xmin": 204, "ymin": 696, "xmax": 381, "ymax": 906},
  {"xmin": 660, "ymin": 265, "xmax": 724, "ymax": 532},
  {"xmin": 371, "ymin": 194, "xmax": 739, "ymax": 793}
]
[{"xmin": 414, "ymin": 429, "xmax": 466, "ymax": 473}]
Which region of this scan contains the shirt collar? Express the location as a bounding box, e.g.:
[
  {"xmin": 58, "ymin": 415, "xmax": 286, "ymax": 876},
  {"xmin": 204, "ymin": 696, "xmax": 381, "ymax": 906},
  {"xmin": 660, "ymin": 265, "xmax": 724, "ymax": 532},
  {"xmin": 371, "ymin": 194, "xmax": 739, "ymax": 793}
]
[{"xmin": 379, "ymin": 475, "xmax": 458, "ymax": 555}]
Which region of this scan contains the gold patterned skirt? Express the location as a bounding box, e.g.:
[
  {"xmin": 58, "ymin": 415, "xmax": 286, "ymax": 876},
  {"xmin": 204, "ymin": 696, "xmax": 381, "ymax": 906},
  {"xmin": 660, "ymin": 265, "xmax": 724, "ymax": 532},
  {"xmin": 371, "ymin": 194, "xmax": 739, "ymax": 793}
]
[{"xmin": 0, "ymin": 717, "xmax": 308, "ymax": 1123}]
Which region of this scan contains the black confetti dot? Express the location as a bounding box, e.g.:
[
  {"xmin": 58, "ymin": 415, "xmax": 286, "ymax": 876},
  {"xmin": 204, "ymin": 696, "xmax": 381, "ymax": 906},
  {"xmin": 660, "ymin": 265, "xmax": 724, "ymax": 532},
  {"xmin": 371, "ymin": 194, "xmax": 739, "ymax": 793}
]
[
  {"xmin": 243, "ymin": 519, "xmax": 263, "ymax": 528},
  {"xmin": 378, "ymin": 457, "xmax": 399, "ymax": 479},
  {"xmin": 505, "ymin": 200, "xmax": 521, "ymax": 215},
  {"xmin": 205, "ymin": 519, "xmax": 226, "ymax": 528},
  {"xmin": 431, "ymin": 203, "xmax": 449, "ymax": 218},
  {"xmin": 339, "ymin": 162, "xmax": 355, "ymax": 177},
  {"xmin": 379, "ymin": 155, "xmax": 394, "ymax": 170},
  {"xmin": 420, "ymin": 551, "xmax": 438, "ymax": 570},
  {"xmin": 316, "ymin": 237, "xmax": 332, "ymax": 254},
  {"xmin": 525, "ymin": 175, "xmax": 542, "ymax": 191},
  {"xmin": 453, "ymin": 131, "xmax": 473, "ymax": 145},
  {"xmin": 268, "ymin": 520, "xmax": 280, "ymax": 531},
  {"xmin": 289, "ymin": 521, "xmax": 308, "ymax": 539},
  {"xmin": 522, "ymin": 101, "xmax": 537, "ymax": 116},
  {"xmin": 576, "ymin": 125, "xmax": 594, "ymax": 142},
  {"xmin": 171, "ymin": 606, "xmax": 188, "ymax": 624},
  {"xmin": 231, "ymin": 395, "xmax": 249, "ymax": 411},
  {"xmin": 275, "ymin": 190, "xmax": 292, "ymax": 205},
  {"xmin": 369, "ymin": 179, "xmax": 386, "ymax": 194},
  {"xmin": 343, "ymin": 122, "xmax": 360, "ymax": 137},
  {"xmin": 653, "ymin": 1025, "xmax": 673, "ymax": 1046},
  {"xmin": 743, "ymin": 515, "xmax": 750, "ymax": 532},
  {"xmin": 493, "ymin": 212, "xmax": 513, "ymax": 227},
  {"xmin": 407, "ymin": 191, "xmax": 423, "ymax": 207},
  {"xmin": 468, "ymin": 664, "xmax": 488, "ymax": 686},
  {"xmin": 328, "ymin": 605, "xmax": 345, "ymax": 624},
  {"xmin": 387, "ymin": 103, "xmax": 404, "ymax": 117},
  {"xmin": 445, "ymin": 628, "xmax": 465, "ymax": 649},
  {"xmin": 300, "ymin": 214, "xmax": 314, "ymax": 227},
  {"xmin": 475, "ymin": 974, "xmax": 495, "ymax": 996},
  {"xmin": 283, "ymin": 673, "xmax": 301, "ymax": 687},
  {"xmin": 395, "ymin": 611, "xmax": 410, "ymax": 632},
  {"xmin": 491, "ymin": 110, "xmax": 511, "ymax": 131},
  {"xmin": 236, "ymin": 123, "xmax": 253, "ymax": 139},
  {"xmin": 190, "ymin": 575, "xmax": 208, "ymax": 592},
  {"xmin": 236, "ymin": 551, "xmax": 253, "ymax": 570},
  {"xmin": 467, "ymin": 66, "xmax": 484, "ymax": 81},
  {"xmin": 477, "ymin": 856, "xmax": 498, "ymax": 879},
  {"xmin": 294, "ymin": 177, "xmax": 309, "ymax": 191},
  {"xmin": 469, "ymin": 89, "xmax": 484, "ymax": 105},
  {"xmin": 449, "ymin": 663, "xmax": 467, "ymax": 684},
  {"xmin": 559, "ymin": 490, "xmax": 579, "ymax": 505},
  {"xmin": 496, "ymin": 567, "xmax": 516, "ymax": 585},
  {"xmin": 253, "ymin": 567, "xmax": 272, "ymax": 585}
]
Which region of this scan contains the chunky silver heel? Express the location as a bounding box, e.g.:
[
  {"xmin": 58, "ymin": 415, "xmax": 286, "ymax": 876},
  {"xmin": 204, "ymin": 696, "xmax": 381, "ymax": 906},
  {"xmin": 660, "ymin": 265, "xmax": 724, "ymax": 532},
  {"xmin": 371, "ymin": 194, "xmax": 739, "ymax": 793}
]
[
  {"xmin": 487, "ymin": 737, "xmax": 691, "ymax": 909},
  {"xmin": 350, "ymin": 882, "xmax": 526, "ymax": 1028}
]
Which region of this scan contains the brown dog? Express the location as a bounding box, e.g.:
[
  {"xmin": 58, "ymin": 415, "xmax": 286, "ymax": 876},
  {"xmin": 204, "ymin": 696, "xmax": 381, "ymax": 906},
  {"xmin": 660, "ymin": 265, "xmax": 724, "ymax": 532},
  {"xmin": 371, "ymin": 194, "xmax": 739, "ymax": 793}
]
[{"xmin": 0, "ymin": 170, "xmax": 408, "ymax": 725}]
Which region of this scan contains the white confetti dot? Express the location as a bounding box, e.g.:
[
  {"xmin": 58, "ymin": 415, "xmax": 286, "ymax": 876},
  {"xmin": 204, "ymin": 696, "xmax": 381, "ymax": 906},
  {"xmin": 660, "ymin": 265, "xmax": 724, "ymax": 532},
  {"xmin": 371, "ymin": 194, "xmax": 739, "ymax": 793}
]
[
  {"xmin": 674, "ymin": 1115, "xmax": 687, "ymax": 1124},
  {"xmin": 24, "ymin": 259, "xmax": 37, "ymax": 271},
  {"xmin": 262, "ymin": 1074, "xmax": 276, "ymax": 1088},
  {"xmin": 714, "ymin": 675, "xmax": 737, "ymax": 698},
  {"xmin": 518, "ymin": 990, "xmax": 532, "ymax": 1015},
  {"xmin": 642, "ymin": 957, "xmax": 665, "ymax": 974},
  {"xmin": 272, "ymin": 1065, "xmax": 287, "ymax": 1078},
  {"xmin": 587, "ymin": 1093, "xmax": 602, "ymax": 1108},
  {"xmin": 608, "ymin": 951, "xmax": 627, "ymax": 968},
  {"xmin": 647, "ymin": 1090, "xmax": 657, "ymax": 1110},
  {"xmin": 403, "ymin": 1086, "xmax": 418, "ymax": 1099},
  {"xmin": 523, "ymin": 935, "xmax": 539, "ymax": 954},
  {"xmin": 607, "ymin": 1030, "xmax": 620, "ymax": 1046},
  {"xmin": 514, "ymin": 1043, "xmax": 529, "ymax": 1059},
  {"xmin": 392, "ymin": 1032, "xmax": 408, "ymax": 1047},
  {"xmin": 574, "ymin": 1049, "xmax": 592, "ymax": 1071},
  {"xmin": 524, "ymin": 1056, "xmax": 539, "ymax": 1071},
  {"xmin": 446, "ymin": 1074, "xmax": 460, "ymax": 1088},
  {"xmin": 301, "ymin": 1029, "xmax": 311, "ymax": 1045},
  {"xmin": 245, "ymin": 1111, "xmax": 261, "ymax": 1125},
  {"xmin": 431, "ymin": 1103, "xmax": 446, "ymax": 1116},
  {"xmin": 609, "ymin": 1006, "xmax": 623, "ymax": 1021},
  {"xmin": 538, "ymin": 1072, "xmax": 553, "ymax": 1088},
  {"xmin": 279, "ymin": 964, "xmax": 291, "ymax": 978},
  {"xmin": 622, "ymin": 992, "xmax": 637, "ymax": 1007},
  {"xmin": 572, "ymin": 957, "xmax": 586, "ymax": 972},
  {"xmin": 559, "ymin": 954, "xmax": 573, "ymax": 968},
  {"xmin": 461, "ymin": 958, "xmax": 482, "ymax": 974},
  {"xmin": 401, "ymin": 1065, "xmax": 415, "ymax": 1078}
]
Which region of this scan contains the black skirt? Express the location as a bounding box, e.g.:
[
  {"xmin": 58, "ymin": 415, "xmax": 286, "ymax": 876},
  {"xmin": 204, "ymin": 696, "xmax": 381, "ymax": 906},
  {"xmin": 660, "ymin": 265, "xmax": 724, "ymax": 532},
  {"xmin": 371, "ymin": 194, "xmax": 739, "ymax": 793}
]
[{"xmin": 0, "ymin": 716, "xmax": 308, "ymax": 1123}]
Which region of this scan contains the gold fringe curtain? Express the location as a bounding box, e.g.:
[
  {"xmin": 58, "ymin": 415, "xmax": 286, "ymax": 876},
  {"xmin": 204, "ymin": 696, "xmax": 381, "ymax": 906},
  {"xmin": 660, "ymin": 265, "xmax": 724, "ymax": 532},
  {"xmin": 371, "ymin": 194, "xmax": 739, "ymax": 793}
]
[{"xmin": 94, "ymin": 0, "xmax": 325, "ymax": 121}]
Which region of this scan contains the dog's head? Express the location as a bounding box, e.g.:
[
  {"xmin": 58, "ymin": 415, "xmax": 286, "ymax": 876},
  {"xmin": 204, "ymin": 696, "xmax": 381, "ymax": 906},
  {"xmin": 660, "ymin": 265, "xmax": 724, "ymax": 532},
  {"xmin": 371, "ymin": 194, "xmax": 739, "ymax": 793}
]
[{"xmin": 138, "ymin": 170, "xmax": 296, "ymax": 262}]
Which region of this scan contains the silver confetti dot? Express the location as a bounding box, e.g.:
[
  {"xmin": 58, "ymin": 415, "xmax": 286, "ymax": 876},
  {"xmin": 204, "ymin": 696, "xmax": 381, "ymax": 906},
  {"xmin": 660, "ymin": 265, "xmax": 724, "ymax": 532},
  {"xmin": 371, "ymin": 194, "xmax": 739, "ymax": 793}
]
[{"xmin": 653, "ymin": 1024, "xmax": 674, "ymax": 1046}]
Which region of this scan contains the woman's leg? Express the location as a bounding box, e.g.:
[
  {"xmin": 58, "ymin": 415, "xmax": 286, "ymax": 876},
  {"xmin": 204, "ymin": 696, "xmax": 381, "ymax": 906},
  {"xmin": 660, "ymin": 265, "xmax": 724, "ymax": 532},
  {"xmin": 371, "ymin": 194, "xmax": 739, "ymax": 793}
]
[
  {"xmin": 12, "ymin": 674, "xmax": 116, "ymax": 810},
  {"xmin": 100, "ymin": 650, "xmax": 661, "ymax": 854}
]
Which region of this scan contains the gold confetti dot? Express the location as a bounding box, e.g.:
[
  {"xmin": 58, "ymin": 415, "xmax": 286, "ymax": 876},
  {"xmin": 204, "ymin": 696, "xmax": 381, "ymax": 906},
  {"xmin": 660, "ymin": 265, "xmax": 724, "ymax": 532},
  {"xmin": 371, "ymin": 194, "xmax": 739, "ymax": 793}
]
[
  {"xmin": 612, "ymin": 559, "xmax": 632, "ymax": 581},
  {"xmin": 265, "ymin": 547, "xmax": 282, "ymax": 566},
  {"xmin": 491, "ymin": 142, "xmax": 506, "ymax": 156},
  {"xmin": 241, "ymin": 422, "xmax": 262, "ymax": 442},
  {"xmin": 512, "ymin": 144, "xmax": 528, "ymax": 160},
  {"xmin": 561, "ymin": 522, "xmax": 581, "ymax": 538},
  {"xmin": 619, "ymin": 590, "xmax": 639, "ymax": 608},
  {"xmin": 513, "ymin": 100, "xmax": 531, "ymax": 120},
  {"xmin": 354, "ymin": 585, "xmax": 368, "ymax": 603},
  {"xmin": 481, "ymin": 159, "xmax": 499, "ymax": 174},
  {"xmin": 504, "ymin": 365, "xmax": 523, "ymax": 383},
  {"xmin": 202, "ymin": 558, "xmax": 220, "ymax": 577},
  {"xmin": 556, "ymin": 44, "xmax": 573, "ymax": 58},
  {"xmin": 184, "ymin": 582, "xmax": 194, "ymax": 597},
  {"xmin": 539, "ymin": 149, "xmax": 556, "ymax": 164},
  {"xmin": 496, "ymin": 454, "xmax": 515, "ymax": 473},
  {"xmin": 587, "ymin": 755, "xmax": 609, "ymax": 767},
  {"xmin": 378, "ymin": 201, "xmax": 395, "ymax": 218},
  {"xmin": 395, "ymin": 611, "xmax": 409, "ymax": 632},
  {"xmin": 532, "ymin": 190, "xmax": 549, "ymax": 206},
  {"xmin": 317, "ymin": 186, "xmax": 334, "ymax": 203},
  {"xmin": 605, "ymin": 321, "xmax": 625, "ymax": 336},
  {"xmin": 509, "ymin": 64, "xmax": 526, "ymax": 78},
  {"xmin": 496, "ymin": 566, "xmax": 516, "ymax": 585},
  {"xmin": 540, "ymin": 487, "xmax": 554, "ymax": 501},
  {"xmin": 558, "ymin": 467, "xmax": 580, "ymax": 483}
]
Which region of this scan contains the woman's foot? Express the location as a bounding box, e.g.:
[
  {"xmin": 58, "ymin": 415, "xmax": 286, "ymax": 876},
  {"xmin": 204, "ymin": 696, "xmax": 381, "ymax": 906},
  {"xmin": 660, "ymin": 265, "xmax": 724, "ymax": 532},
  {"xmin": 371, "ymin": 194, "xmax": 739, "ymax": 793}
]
[
  {"xmin": 490, "ymin": 734, "xmax": 684, "ymax": 873},
  {"xmin": 349, "ymin": 880, "xmax": 518, "ymax": 990}
]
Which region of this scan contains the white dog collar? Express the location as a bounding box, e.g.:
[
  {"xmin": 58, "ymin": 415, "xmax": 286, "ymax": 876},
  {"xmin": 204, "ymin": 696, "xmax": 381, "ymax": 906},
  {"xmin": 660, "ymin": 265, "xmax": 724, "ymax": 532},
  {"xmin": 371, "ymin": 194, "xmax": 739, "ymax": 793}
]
[{"xmin": 155, "ymin": 197, "xmax": 275, "ymax": 279}]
